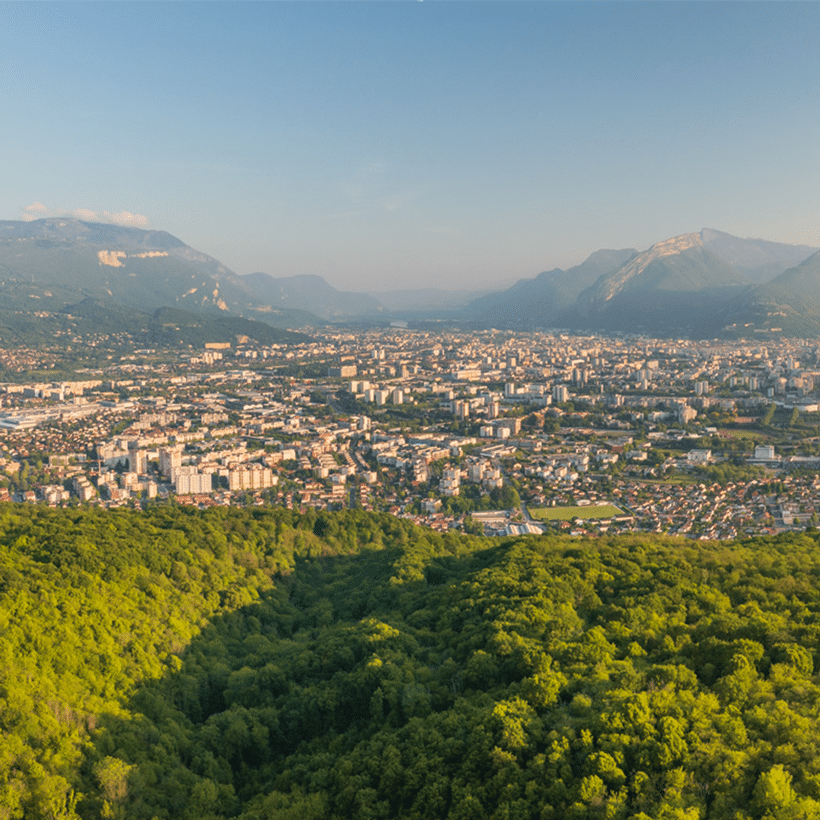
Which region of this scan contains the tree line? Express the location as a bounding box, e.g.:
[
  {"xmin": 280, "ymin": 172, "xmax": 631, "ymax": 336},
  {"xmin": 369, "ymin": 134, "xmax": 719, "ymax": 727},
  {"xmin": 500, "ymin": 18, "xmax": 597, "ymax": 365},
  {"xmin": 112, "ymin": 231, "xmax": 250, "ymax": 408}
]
[{"xmin": 2, "ymin": 504, "xmax": 820, "ymax": 818}]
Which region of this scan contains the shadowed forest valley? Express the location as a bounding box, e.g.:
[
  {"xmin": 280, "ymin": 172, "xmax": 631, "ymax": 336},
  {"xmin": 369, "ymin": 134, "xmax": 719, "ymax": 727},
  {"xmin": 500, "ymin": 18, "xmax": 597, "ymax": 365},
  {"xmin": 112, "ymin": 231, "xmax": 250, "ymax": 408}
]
[{"xmin": 3, "ymin": 505, "xmax": 820, "ymax": 819}]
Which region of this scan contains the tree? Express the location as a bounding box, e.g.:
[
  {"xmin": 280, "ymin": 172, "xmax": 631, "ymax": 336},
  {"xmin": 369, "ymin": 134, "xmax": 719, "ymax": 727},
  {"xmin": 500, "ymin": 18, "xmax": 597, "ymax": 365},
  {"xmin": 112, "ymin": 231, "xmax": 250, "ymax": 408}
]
[
  {"xmin": 543, "ymin": 417, "xmax": 560, "ymax": 434},
  {"xmin": 489, "ymin": 484, "xmax": 520, "ymax": 510}
]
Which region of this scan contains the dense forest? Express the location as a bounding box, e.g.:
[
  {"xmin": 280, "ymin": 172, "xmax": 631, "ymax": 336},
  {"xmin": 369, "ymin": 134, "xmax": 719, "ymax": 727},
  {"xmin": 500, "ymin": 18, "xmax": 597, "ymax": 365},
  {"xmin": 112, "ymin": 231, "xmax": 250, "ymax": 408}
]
[{"xmin": 4, "ymin": 506, "xmax": 820, "ymax": 819}]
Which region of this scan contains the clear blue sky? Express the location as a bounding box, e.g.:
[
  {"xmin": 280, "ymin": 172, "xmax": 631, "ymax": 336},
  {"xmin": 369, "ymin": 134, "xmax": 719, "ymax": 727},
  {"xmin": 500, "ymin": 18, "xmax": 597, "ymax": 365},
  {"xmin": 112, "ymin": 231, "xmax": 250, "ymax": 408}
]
[{"xmin": 2, "ymin": 2, "xmax": 818, "ymax": 292}]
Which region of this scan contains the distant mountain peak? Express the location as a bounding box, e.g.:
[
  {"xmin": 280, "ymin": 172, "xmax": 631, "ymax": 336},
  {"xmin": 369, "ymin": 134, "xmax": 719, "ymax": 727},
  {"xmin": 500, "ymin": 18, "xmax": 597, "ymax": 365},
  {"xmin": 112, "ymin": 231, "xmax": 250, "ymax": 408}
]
[
  {"xmin": 595, "ymin": 233, "xmax": 704, "ymax": 303},
  {"xmin": 463, "ymin": 228, "xmax": 819, "ymax": 337},
  {"xmin": 461, "ymin": 247, "xmax": 637, "ymax": 328},
  {"xmin": 651, "ymin": 232, "xmax": 703, "ymax": 256}
]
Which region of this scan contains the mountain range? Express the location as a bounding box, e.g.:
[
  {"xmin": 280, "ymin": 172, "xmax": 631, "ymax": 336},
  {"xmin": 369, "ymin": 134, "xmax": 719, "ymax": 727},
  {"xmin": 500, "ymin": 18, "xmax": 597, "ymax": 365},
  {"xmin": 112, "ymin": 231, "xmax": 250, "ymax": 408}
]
[
  {"xmin": 462, "ymin": 229, "xmax": 820, "ymax": 337},
  {"xmin": 462, "ymin": 248, "xmax": 640, "ymax": 328},
  {"xmin": 0, "ymin": 218, "xmax": 318, "ymax": 346},
  {"xmin": 242, "ymin": 272, "xmax": 385, "ymax": 320},
  {"xmin": 0, "ymin": 218, "xmax": 250, "ymax": 314},
  {"xmin": 2, "ymin": 217, "xmax": 819, "ymax": 342}
]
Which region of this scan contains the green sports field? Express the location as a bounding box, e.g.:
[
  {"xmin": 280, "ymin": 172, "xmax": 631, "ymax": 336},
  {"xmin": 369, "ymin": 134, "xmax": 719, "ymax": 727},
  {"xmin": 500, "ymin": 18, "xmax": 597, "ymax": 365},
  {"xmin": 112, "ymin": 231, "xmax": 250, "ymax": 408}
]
[{"xmin": 529, "ymin": 503, "xmax": 625, "ymax": 521}]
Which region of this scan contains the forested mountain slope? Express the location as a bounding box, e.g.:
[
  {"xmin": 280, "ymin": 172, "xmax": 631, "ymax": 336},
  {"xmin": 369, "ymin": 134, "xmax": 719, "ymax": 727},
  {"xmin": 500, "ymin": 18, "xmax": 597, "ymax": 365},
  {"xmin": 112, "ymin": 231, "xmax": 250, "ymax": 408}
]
[{"xmin": 3, "ymin": 506, "xmax": 820, "ymax": 819}]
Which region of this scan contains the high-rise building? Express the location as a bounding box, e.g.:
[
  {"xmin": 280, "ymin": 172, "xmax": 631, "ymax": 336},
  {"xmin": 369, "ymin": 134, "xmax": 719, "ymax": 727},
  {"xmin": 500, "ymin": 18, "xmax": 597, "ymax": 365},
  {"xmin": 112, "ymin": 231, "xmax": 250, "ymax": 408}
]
[
  {"xmin": 440, "ymin": 467, "xmax": 461, "ymax": 497},
  {"xmin": 128, "ymin": 449, "xmax": 147, "ymax": 474},
  {"xmin": 452, "ymin": 400, "xmax": 470, "ymax": 419},
  {"xmin": 159, "ymin": 447, "xmax": 182, "ymax": 479},
  {"xmin": 552, "ymin": 385, "xmax": 569, "ymax": 403}
]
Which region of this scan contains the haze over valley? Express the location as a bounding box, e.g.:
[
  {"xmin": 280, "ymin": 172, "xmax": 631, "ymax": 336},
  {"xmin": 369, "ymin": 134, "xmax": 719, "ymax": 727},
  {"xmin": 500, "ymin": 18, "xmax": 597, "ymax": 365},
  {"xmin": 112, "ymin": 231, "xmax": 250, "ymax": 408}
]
[{"xmin": 1, "ymin": 217, "xmax": 818, "ymax": 342}]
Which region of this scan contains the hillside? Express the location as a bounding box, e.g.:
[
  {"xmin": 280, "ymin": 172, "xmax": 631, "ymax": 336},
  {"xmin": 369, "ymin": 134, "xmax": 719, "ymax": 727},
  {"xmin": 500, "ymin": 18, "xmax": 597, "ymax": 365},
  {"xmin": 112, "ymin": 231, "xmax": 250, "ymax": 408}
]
[
  {"xmin": 0, "ymin": 295, "xmax": 312, "ymax": 350},
  {"xmin": 460, "ymin": 230, "xmax": 819, "ymax": 337},
  {"xmin": 0, "ymin": 219, "xmax": 319, "ymax": 342},
  {"xmin": 0, "ymin": 218, "xmax": 253, "ymax": 313},
  {"xmin": 144, "ymin": 306, "xmax": 313, "ymax": 346},
  {"xmin": 242, "ymin": 272, "xmax": 385, "ymax": 321},
  {"xmin": 701, "ymin": 228, "xmax": 819, "ymax": 283},
  {"xmin": 717, "ymin": 252, "xmax": 820, "ymax": 337},
  {"xmin": 4, "ymin": 219, "xmax": 818, "ymax": 339},
  {"xmin": 4, "ymin": 505, "xmax": 820, "ymax": 818},
  {"xmin": 761, "ymin": 250, "xmax": 820, "ymax": 306},
  {"xmin": 567, "ymin": 234, "xmax": 751, "ymax": 335},
  {"xmin": 462, "ymin": 248, "xmax": 638, "ymax": 328}
]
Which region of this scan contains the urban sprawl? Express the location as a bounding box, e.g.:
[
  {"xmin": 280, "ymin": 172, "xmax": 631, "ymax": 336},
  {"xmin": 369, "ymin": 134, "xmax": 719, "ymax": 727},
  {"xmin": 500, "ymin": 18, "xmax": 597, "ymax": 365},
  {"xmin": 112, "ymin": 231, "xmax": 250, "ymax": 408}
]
[{"xmin": 3, "ymin": 328, "xmax": 820, "ymax": 540}]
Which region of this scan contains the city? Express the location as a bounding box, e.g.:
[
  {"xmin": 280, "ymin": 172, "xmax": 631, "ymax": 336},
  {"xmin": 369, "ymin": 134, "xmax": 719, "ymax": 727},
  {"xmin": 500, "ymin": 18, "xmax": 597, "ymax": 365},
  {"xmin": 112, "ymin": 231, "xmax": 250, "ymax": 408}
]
[{"xmin": 3, "ymin": 327, "xmax": 820, "ymax": 541}]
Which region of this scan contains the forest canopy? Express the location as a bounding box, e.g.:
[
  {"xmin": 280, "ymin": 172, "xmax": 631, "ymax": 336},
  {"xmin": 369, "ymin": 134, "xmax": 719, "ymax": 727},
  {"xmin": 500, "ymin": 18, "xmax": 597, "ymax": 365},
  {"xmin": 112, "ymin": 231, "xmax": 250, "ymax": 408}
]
[{"xmin": 2, "ymin": 504, "xmax": 820, "ymax": 819}]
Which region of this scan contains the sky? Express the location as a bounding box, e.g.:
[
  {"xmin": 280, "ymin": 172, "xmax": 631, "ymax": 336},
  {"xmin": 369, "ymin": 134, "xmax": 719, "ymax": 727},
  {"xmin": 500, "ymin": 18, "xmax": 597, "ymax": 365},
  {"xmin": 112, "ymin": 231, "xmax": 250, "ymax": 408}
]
[{"xmin": 2, "ymin": 2, "xmax": 819, "ymax": 293}]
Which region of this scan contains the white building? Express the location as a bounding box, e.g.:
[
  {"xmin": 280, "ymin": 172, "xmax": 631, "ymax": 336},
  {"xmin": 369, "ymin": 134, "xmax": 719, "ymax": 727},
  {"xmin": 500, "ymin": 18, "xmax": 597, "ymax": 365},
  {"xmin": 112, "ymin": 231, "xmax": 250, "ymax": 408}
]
[
  {"xmin": 753, "ymin": 444, "xmax": 776, "ymax": 460},
  {"xmin": 228, "ymin": 464, "xmax": 277, "ymax": 491},
  {"xmin": 552, "ymin": 385, "xmax": 570, "ymax": 403},
  {"xmin": 175, "ymin": 467, "xmax": 213, "ymax": 494},
  {"xmin": 159, "ymin": 447, "xmax": 182, "ymax": 479},
  {"xmin": 440, "ymin": 467, "xmax": 461, "ymax": 497}
]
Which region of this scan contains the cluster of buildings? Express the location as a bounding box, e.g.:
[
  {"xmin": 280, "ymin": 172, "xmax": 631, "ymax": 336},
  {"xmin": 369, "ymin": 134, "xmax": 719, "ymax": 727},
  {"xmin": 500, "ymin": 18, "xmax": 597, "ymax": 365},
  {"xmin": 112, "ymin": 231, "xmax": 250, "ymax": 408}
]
[{"xmin": 0, "ymin": 328, "xmax": 819, "ymax": 539}]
